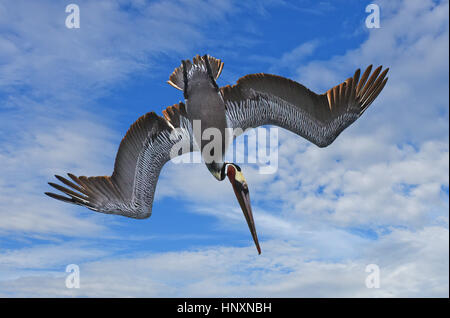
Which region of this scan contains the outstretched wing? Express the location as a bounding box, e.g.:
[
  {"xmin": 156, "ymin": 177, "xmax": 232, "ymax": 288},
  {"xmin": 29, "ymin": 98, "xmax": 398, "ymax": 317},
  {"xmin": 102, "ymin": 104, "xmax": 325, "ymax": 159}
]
[
  {"xmin": 45, "ymin": 103, "xmax": 195, "ymax": 219},
  {"xmin": 222, "ymin": 65, "xmax": 389, "ymax": 147}
]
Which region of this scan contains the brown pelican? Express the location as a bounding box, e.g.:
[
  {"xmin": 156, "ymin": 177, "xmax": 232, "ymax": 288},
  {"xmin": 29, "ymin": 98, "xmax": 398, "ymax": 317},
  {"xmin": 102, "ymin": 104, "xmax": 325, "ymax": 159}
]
[{"xmin": 46, "ymin": 54, "xmax": 389, "ymax": 254}]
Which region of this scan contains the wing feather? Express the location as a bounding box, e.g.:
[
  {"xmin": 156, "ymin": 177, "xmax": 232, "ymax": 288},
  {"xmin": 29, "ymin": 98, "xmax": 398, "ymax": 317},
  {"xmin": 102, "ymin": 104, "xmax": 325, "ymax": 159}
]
[
  {"xmin": 46, "ymin": 103, "xmax": 194, "ymax": 218},
  {"xmin": 221, "ymin": 65, "xmax": 389, "ymax": 147}
]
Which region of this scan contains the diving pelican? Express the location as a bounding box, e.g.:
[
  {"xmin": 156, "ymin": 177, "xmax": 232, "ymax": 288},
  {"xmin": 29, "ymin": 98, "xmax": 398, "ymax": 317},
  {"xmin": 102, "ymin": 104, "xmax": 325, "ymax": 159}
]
[{"xmin": 45, "ymin": 55, "xmax": 389, "ymax": 254}]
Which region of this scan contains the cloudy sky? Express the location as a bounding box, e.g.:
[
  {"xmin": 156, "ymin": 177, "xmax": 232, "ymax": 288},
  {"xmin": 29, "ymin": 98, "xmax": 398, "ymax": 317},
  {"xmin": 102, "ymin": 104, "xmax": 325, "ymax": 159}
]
[{"xmin": 0, "ymin": 0, "xmax": 448, "ymax": 297}]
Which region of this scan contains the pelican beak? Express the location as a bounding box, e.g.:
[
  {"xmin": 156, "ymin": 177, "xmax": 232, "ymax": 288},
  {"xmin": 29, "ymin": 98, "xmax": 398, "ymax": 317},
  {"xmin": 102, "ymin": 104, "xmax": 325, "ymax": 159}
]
[{"xmin": 228, "ymin": 168, "xmax": 261, "ymax": 254}]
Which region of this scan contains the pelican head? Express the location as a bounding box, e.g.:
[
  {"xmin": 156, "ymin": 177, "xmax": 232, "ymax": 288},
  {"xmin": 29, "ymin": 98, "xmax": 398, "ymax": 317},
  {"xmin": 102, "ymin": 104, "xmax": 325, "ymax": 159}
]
[{"xmin": 221, "ymin": 163, "xmax": 261, "ymax": 254}]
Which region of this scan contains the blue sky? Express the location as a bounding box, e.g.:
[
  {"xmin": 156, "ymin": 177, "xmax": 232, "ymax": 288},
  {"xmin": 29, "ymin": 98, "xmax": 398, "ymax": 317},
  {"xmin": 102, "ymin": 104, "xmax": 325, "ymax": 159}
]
[{"xmin": 0, "ymin": 0, "xmax": 448, "ymax": 297}]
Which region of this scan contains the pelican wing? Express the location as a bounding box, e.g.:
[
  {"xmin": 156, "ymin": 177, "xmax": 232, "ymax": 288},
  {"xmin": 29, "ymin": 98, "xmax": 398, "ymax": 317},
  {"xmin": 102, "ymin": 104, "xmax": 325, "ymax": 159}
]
[
  {"xmin": 222, "ymin": 65, "xmax": 388, "ymax": 147},
  {"xmin": 45, "ymin": 103, "xmax": 194, "ymax": 219}
]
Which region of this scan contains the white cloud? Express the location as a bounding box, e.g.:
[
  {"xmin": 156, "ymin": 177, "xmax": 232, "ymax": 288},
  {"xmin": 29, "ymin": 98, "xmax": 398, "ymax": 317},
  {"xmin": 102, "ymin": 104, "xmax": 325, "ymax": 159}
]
[
  {"xmin": 0, "ymin": 0, "xmax": 447, "ymax": 297},
  {"xmin": 0, "ymin": 0, "xmax": 238, "ymax": 98},
  {"xmin": 0, "ymin": 0, "xmax": 252, "ymax": 237},
  {"xmin": 143, "ymin": 0, "xmax": 449, "ymax": 297},
  {"xmin": 158, "ymin": 131, "xmax": 448, "ymax": 231},
  {"xmin": 0, "ymin": 107, "xmax": 118, "ymax": 235},
  {"xmin": 295, "ymin": 0, "xmax": 449, "ymax": 144},
  {"xmin": 0, "ymin": 226, "xmax": 447, "ymax": 297},
  {"xmin": 0, "ymin": 242, "xmax": 109, "ymax": 270}
]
